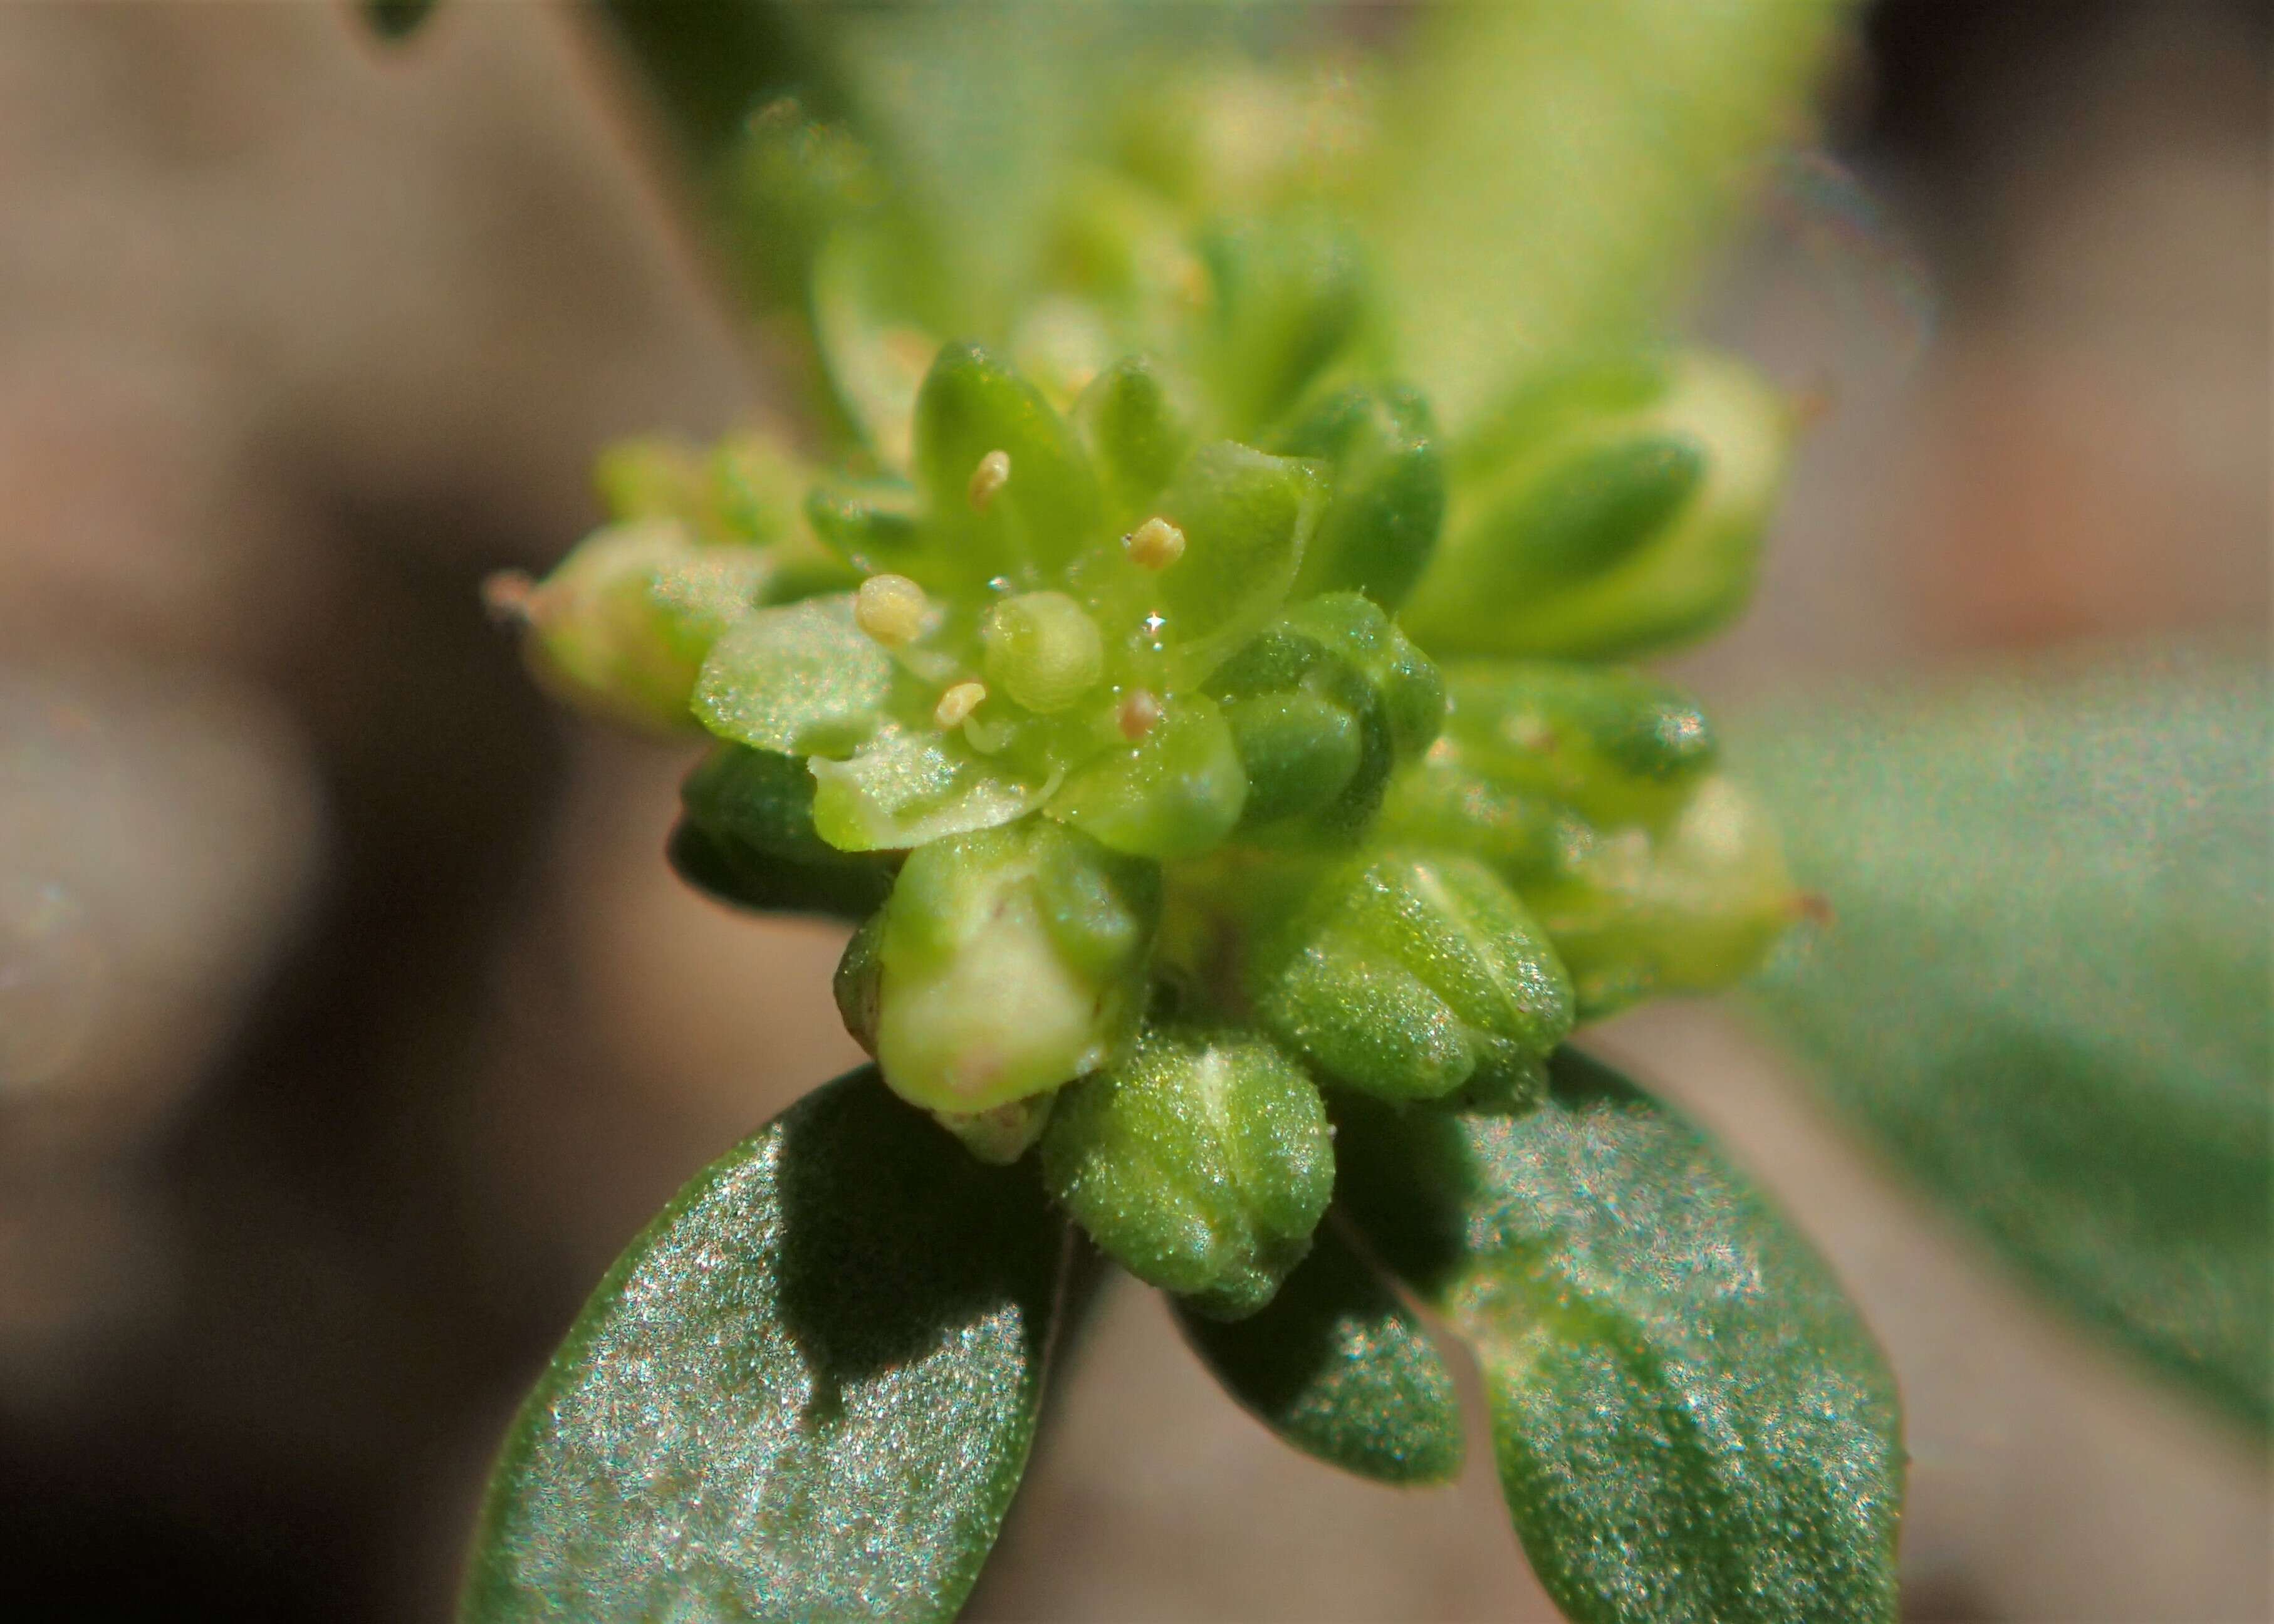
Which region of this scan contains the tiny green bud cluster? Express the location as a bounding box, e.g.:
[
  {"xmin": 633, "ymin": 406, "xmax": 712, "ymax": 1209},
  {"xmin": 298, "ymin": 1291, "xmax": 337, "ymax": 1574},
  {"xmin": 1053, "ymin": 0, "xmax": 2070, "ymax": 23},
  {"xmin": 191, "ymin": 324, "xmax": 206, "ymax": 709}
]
[{"xmin": 497, "ymin": 62, "xmax": 1809, "ymax": 1321}]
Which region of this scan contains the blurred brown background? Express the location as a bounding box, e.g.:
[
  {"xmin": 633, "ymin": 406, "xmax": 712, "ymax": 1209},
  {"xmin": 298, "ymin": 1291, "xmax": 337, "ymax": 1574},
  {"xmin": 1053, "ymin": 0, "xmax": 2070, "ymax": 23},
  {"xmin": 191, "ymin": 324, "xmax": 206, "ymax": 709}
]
[{"xmin": 0, "ymin": 3, "xmax": 2265, "ymax": 1620}]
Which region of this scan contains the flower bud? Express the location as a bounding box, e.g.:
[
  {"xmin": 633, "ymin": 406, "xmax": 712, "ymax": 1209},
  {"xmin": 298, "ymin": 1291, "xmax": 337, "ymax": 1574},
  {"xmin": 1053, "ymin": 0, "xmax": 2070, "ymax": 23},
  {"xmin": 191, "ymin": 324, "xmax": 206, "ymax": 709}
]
[
  {"xmin": 1522, "ymin": 774, "xmax": 1800, "ymax": 1019},
  {"xmin": 1207, "ymin": 593, "xmax": 1444, "ymax": 834},
  {"xmin": 868, "ymin": 819, "xmax": 1160, "ymax": 1113},
  {"xmin": 1042, "ymin": 1024, "xmax": 1333, "ymax": 1319},
  {"xmin": 1436, "ymin": 663, "xmax": 1720, "ymax": 831},
  {"xmin": 510, "ymin": 521, "xmax": 766, "ymax": 736},
  {"xmin": 1402, "ymin": 351, "xmax": 1790, "ymax": 660},
  {"xmin": 1273, "ymin": 383, "xmax": 1445, "ymax": 610},
  {"xmin": 1249, "ymin": 850, "xmax": 1573, "ymax": 1106}
]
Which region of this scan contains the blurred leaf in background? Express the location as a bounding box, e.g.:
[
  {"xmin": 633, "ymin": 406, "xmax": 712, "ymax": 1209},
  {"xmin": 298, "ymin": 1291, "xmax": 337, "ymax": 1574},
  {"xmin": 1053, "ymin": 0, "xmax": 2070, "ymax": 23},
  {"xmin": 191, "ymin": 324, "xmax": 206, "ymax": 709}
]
[
  {"xmin": 1366, "ymin": 0, "xmax": 1850, "ymax": 434},
  {"xmin": 1745, "ymin": 651, "xmax": 2273, "ymax": 1433}
]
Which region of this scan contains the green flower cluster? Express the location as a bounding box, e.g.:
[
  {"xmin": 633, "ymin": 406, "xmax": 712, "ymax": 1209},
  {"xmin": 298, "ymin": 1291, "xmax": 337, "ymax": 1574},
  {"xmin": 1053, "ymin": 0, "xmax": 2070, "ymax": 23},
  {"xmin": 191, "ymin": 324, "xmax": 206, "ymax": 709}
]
[{"xmin": 498, "ymin": 66, "xmax": 1806, "ymax": 1321}]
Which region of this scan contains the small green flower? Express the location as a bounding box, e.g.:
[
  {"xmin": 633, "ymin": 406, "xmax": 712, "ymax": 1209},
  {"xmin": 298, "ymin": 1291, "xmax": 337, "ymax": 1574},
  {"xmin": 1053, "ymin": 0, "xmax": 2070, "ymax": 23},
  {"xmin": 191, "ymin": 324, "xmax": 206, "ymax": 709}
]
[{"xmin": 498, "ymin": 80, "xmax": 1802, "ymax": 1320}]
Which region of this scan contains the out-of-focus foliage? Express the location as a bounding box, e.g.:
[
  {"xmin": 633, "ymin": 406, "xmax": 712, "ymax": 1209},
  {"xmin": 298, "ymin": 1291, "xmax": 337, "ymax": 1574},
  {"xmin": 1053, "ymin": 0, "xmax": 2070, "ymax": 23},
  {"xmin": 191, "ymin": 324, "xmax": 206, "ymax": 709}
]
[
  {"xmin": 1748, "ymin": 653, "xmax": 2273, "ymax": 1433},
  {"xmin": 1366, "ymin": 0, "xmax": 1849, "ymax": 432}
]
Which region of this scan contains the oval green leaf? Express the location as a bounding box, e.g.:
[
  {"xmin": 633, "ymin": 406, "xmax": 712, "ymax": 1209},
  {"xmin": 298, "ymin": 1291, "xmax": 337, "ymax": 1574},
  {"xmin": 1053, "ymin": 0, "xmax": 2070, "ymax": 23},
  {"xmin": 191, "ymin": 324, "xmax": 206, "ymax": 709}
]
[
  {"xmin": 1174, "ymin": 1218, "xmax": 1463, "ymax": 1486},
  {"xmin": 462, "ymin": 1068, "xmax": 1072, "ymax": 1622},
  {"xmin": 1337, "ymin": 1048, "xmax": 1904, "ymax": 1624},
  {"xmin": 1744, "ymin": 653, "xmax": 2273, "ymax": 1432}
]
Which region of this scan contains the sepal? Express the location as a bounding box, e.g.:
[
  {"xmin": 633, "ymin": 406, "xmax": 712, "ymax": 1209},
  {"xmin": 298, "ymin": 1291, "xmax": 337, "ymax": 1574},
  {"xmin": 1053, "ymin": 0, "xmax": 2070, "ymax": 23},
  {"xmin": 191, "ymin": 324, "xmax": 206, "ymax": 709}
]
[
  {"xmin": 1248, "ymin": 850, "xmax": 1573, "ymax": 1104},
  {"xmin": 1404, "ymin": 352, "xmax": 1790, "ymax": 659},
  {"xmin": 1041, "ymin": 1023, "xmax": 1333, "ymax": 1319}
]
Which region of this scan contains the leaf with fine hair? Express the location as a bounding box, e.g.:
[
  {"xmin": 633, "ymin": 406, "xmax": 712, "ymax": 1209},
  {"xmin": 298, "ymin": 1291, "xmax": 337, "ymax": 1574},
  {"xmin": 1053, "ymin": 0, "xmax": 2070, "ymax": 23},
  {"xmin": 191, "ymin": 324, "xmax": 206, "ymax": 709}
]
[
  {"xmin": 1338, "ymin": 1048, "xmax": 1903, "ymax": 1624},
  {"xmin": 1745, "ymin": 652, "xmax": 2273, "ymax": 1432},
  {"xmin": 1370, "ymin": 0, "xmax": 1853, "ymax": 433},
  {"xmin": 1175, "ymin": 1218, "xmax": 1463, "ymax": 1486},
  {"xmin": 462, "ymin": 1069, "xmax": 1072, "ymax": 1623}
]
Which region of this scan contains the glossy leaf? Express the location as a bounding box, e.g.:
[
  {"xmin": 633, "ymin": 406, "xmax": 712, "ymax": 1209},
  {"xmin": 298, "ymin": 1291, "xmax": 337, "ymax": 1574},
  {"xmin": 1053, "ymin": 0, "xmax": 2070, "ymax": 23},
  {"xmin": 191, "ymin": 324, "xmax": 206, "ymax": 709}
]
[
  {"xmin": 1042, "ymin": 1023, "xmax": 1332, "ymax": 1320},
  {"xmin": 1338, "ymin": 1049, "xmax": 1904, "ymax": 1624},
  {"xmin": 1745, "ymin": 653, "xmax": 2273, "ymax": 1430},
  {"xmin": 1174, "ymin": 1219, "xmax": 1463, "ymax": 1485},
  {"xmin": 463, "ymin": 1068, "xmax": 1071, "ymax": 1623}
]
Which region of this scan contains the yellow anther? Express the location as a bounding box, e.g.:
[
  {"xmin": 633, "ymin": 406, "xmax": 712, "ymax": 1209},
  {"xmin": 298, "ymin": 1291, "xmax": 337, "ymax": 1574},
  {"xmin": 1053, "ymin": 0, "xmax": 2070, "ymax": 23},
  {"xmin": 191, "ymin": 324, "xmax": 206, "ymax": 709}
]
[
  {"xmin": 1124, "ymin": 516, "xmax": 1186, "ymax": 571},
  {"xmin": 853, "ymin": 573, "xmax": 929, "ymax": 646},
  {"xmin": 935, "ymin": 681, "xmax": 988, "ymax": 729},
  {"xmin": 967, "ymin": 449, "xmax": 1013, "ymax": 514},
  {"xmin": 1117, "ymin": 688, "xmax": 1162, "ymax": 741}
]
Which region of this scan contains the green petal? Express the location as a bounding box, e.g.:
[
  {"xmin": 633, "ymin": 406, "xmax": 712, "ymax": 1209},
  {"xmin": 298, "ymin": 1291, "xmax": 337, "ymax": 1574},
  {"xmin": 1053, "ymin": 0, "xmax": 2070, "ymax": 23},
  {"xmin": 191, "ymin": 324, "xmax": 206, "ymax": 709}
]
[
  {"xmin": 1074, "ymin": 353, "xmax": 1197, "ymax": 523},
  {"xmin": 462, "ymin": 1070, "xmax": 1071, "ymax": 1623},
  {"xmin": 1047, "ymin": 694, "xmax": 1247, "ymax": 860},
  {"xmin": 693, "ymin": 595, "xmax": 891, "ymax": 756},
  {"xmin": 1149, "ymin": 441, "xmax": 1323, "ymax": 683},
  {"xmin": 913, "ymin": 341, "xmax": 1105, "ymax": 586},
  {"xmin": 810, "ymin": 723, "xmax": 1041, "ymax": 852}
]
